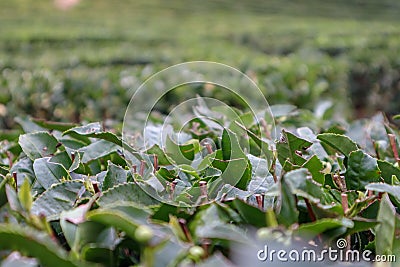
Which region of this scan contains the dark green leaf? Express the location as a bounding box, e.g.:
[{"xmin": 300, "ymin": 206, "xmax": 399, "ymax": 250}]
[
  {"xmin": 277, "ymin": 178, "xmax": 298, "ymax": 227},
  {"xmin": 365, "ymin": 183, "xmax": 400, "ymax": 205},
  {"xmin": 317, "ymin": 133, "xmax": 358, "ymax": 157},
  {"xmin": 79, "ymin": 140, "xmax": 119, "ymax": 164},
  {"xmin": 375, "ymin": 193, "xmax": 397, "ymax": 255},
  {"xmin": 294, "ymin": 218, "xmax": 353, "ymax": 240},
  {"xmin": 33, "ymin": 157, "xmax": 70, "ymax": 189},
  {"xmin": 63, "ymin": 122, "xmax": 122, "ymax": 146},
  {"xmin": 303, "ymin": 155, "xmax": 324, "ymax": 184},
  {"xmin": 87, "ymin": 202, "xmax": 151, "ymax": 240},
  {"xmin": 32, "ymin": 119, "xmax": 77, "ymax": 132},
  {"xmin": 145, "ymin": 144, "xmax": 173, "ymax": 165},
  {"xmin": 276, "ymin": 130, "xmax": 312, "ymax": 167},
  {"xmin": 31, "ymin": 181, "xmax": 88, "ymax": 220},
  {"xmin": 102, "ymin": 162, "xmax": 128, "ymax": 191},
  {"xmin": 19, "ymin": 132, "xmax": 59, "ymax": 160},
  {"xmin": 346, "ymin": 217, "xmax": 378, "ymax": 236},
  {"xmin": 190, "ymin": 204, "xmax": 250, "ymax": 243},
  {"xmin": 97, "ymin": 182, "xmax": 158, "ymax": 207},
  {"xmin": 377, "ymin": 160, "xmax": 400, "ymax": 184},
  {"xmin": 166, "ymin": 136, "xmax": 199, "ymax": 165},
  {"xmin": 0, "ymin": 224, "xmax": 94, "ymax": 267},
  {"xmin": 345, "ymin": 150, "xmax": 381, "ymax": 190},
  {"xmin": 231, "ymin": 199, "xmax": 265, "ymax": 227}
]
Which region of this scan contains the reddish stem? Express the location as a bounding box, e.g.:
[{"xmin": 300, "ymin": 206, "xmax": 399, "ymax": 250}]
[
  {"xmin": 153, "ymin": 154, "xmax": 158, "ymax": 173},
  {"xmin": 305, "ymin": 199, "xmax": 316, "ymax": 222},
  {"xmin": 199, "ymin": 181, "xmax": 208, "ymax": 203},
  {"xmin": 260, "ymin": 118, "xmax": 271, "ymax": 139},
  {"xmin": 170, "ymin": 180, "xmax": 178, "ymax": 200},
  {"xmin": 139, "ymin": 161, "xmax": 146, "ymax": 176},
  {"xmin": 255, "ymin": 194, "xmax": 264, "ymax": 210},
  {"xmin": 92, "ymin": 182, "xmax": 101, "ymax": 194},
  {"xmin": 341, "ymin": 193, "xmax": 349, "ymax": 214},
  {"xmin": 220, "ymin": 192, "xmax": 228, "ymax": 202},
  {"xmin": 204, "ymin": 142, "xmax": 213, "ymax": 154},
  {"xmin": 201, "ymin": 238, "xmax": 212, "ymax": 258},
  {"xmin": 178, "ymin": 218, "xmax": 193, "ymax": 243},
  {"xmin": 388, "ymin": 134, "xmax": 400, "ymax": 165},
  {"xmin": 6, "ymin": 151, "xmax": 13, "ymax": 169}
]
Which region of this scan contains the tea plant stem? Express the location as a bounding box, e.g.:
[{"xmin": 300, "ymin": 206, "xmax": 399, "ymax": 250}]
[
  {"xmin": 372, "ymin": 140, "xmax": 380, "ymax": 159},
  {"xmin": 139, "ymin": 161, "xmax": 146, "ymax": 176},
  {"xmin": 169, "ymin": 180, "xmax": 178, "ymax": 200},
  {"xmin": 153, "ymin": 154, "xmax": 158, "ymax": 173},
  {"xmin": 92, "ymin": 182, "xmax": 100, "ymax": 194},
  {"xmin": 204, "ymin": 142, "xmax": 213, "ymax": 154},
  {"xmin": 388, "ymin": 134, "xmax": 400, "ymax": 165},
  {"xmin": 6, "ymin": 151, "xmax": 13, "ymax": 168},
  {"xmin": 304, "ymin": 199, "xmax": 316, "ymax": 222},
  {"xmin": 255, "ymin": 194, "xmax": 264, "ymax": 210},
  {"xmin": 199, "ymin": 181, "xmax": 208, "ymax": 203},
  {"xmin": 260, "ymin": 118, "xmax": 271, "ymax": 139},
  {"xmin": 341, "ymin": 193, "xmax": 349, "ymax": 214},
  {"xmin": 201, "ymin": 239, "xmax": 212, "ymax": 258},
  {"xmin": 178, "ymin": 218, "xmax": 193, "ymax": 243}
]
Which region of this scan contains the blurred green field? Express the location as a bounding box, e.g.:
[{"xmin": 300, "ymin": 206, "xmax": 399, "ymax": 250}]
[{"xmin": 0, "ymin": 0, "xmax": 400, "ymax": 129}]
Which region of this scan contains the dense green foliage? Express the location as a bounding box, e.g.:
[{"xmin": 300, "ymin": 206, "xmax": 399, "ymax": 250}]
[{"xmin": 0, "ymin": 102, "xmax": 400, "ymax": 266}]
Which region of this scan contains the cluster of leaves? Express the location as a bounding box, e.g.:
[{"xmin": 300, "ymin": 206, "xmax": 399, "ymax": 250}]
[{"xmin": 0, "ymin": 100, "xmax": 400, "ymax": 266}]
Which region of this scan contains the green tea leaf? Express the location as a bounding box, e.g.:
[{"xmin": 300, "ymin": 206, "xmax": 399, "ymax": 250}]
[
  {"xmin": 87, "ymin": 202, "xmax": 151, "ymax": 240},
  {"xmin": 317, "ymin": 133, "xmax": 358, "ymax": 157},
  {"xmin": 365, "ymin": 183, "xmax": 400, "ymax": 204},
  {"xmin": 346, "ymin": 217, "xmax": 378, "ymax": 236},
  {"xmin": 32, "ymin": 119, "xmax": 77, "ymax": 132},
  {"xmin": 277, "ymin": 178, "xmax": 298, "ymax": 227},
  {"xmin": 19, "ymin": 132, "xmax": 59, "ymax": 160},
  {"xmin": 0, "ymin": 224, "xmax": 93, "ymax": 267},
  {"xmin": 345, "ymin": 150, "xmax": 381, "ymax": 190},
  {"xmin": 294, "ymin": 218, "xmax": 353, "ymax": 240},
  {"xmin": 277, "ymin": 130, "xmax": 312, "ymax": 167},
  {"xmin": 102, "ymin": 162, "xmax": 128, "ymax": 191},
  {"xmin": 375, "ymin": 193, "xmax": 397, "ymax": 255},
  {"xmin": 166, "ymin": 136, "xmax": 198, "ymax": 165},
  {"xmin": 31, "ymin": 181, "xmax": 88, "ymax": 220},
  {"xmin": 190, "ymin": 204, "xmax": 250, "ymax": 243},
  {"xmin": 231, "ymin": 199, "xmax": 266, "ymax": 227},
  {"xmin": 303, "ymin": 155, "xmax": 325, "ymax": 184},
  {"xmin": 79, "ymin": 140, "xmax": 119, "ymax": 164},
  {"xmin": 377, "ymin": 160, "xmax": 400, "ymax": 184},
  {"xmin": 146, "ymin": 144, "xmax": 173, "ymax": 165},
  {"xmin": 97, "ymin": 182, "xmax": 158, "ymax": 207},
  {"xmin": 63, "ymin": 122, "xmax": 122, "ymax": 146},
  {"xmin": 33, "ymin": 157, "xmax": 70, "ymax": 189}
]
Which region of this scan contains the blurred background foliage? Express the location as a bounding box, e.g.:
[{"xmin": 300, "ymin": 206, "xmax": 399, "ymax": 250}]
[{"xmin": 0, "ymin": 0, "xmax": 399, "ymax": 130}]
